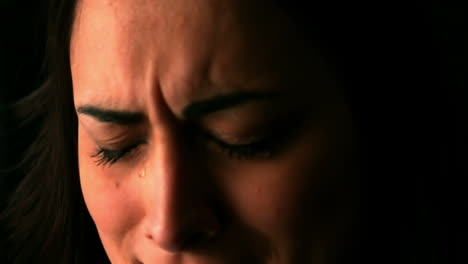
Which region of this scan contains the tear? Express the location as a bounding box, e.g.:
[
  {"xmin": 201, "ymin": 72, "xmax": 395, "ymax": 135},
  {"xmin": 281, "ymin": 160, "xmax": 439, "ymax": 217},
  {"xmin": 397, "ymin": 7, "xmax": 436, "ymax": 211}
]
[{"xmin": 139, "ymin": 167, "xmax": 146, "ymax": 178}]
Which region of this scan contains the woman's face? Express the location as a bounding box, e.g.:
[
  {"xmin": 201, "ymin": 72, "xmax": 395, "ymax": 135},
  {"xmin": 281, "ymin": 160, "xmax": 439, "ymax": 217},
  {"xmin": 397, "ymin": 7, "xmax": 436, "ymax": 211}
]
[{"xmin": 71, "ymin": 0, "xmax": 358, "ymax": 263}]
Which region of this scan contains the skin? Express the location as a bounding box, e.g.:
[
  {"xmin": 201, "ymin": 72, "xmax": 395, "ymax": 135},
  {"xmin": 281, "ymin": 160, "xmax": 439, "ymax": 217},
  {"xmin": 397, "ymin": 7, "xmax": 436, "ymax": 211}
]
[{"xmin": 70, "ymin": 0, "xmax": 359, "ymax": 263}]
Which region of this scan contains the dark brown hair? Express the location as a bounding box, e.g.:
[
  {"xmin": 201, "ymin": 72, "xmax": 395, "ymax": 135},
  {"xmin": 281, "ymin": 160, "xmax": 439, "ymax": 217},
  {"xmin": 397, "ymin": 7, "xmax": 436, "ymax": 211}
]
[{"xmin": 1, "ymin": 0, "xmax": 108, "ymax": 263}]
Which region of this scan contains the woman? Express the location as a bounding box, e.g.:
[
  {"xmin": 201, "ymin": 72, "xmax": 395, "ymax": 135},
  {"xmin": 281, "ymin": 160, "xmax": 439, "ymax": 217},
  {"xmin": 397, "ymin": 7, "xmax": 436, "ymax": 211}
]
[{"xmin": 2, "ymin": 0, "xmax": 364, "ymax": 263}]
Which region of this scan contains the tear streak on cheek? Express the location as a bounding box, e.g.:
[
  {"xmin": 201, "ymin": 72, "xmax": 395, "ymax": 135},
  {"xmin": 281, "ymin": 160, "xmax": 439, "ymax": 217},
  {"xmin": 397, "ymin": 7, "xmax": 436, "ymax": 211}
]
[{"xmin": 138, "ymin": 166, "xmax": 146, "ymax": 178}]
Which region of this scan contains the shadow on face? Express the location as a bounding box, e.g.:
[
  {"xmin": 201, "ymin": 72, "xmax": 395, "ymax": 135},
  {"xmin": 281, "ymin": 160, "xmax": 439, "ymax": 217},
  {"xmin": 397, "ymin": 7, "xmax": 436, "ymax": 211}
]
[{"xmin": 70, "ymin": 0, "xmax": 358, "ymax": 263}]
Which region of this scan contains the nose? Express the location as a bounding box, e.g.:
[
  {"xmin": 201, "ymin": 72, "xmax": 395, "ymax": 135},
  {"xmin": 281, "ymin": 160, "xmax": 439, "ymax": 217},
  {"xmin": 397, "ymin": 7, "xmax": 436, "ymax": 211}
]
[
  {"xmin": 145, "ymin": 205, "xmax": 220, "ymax": 253},
  {"xmin": 143, "ymin": 124, "xmax": 220, "ymax": 253}
]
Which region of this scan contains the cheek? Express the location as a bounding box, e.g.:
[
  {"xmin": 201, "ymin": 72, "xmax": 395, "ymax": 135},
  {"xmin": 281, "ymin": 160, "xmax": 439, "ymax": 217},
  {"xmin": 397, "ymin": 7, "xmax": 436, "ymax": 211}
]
[
  {"xmin": 221, "ymin": 144, "xmax": 322, "ymax": 238},
  {"xmin": 218, "ymin": 118, "xmax": 346, "ymax": 248},
  {"xmin": 78, "ymin": 126, "xmax": 144, "ymax": 239}
]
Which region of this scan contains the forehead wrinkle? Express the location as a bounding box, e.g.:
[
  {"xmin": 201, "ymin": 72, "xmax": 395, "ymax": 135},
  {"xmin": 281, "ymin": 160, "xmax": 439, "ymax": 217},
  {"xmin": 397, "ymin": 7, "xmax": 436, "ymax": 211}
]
[
  {"xmin": 72, "ymin": 0, "xmax": 301, "ymax": 125},
  {"xmin": 72, "ymin": 0, "xmax": 163, "ymax": 114},
  {"xmin": 73, "ymin": 0, "xmax": 217, "ymax": 124},
  {"xmin": 73, "ymin": 0, "xmax": 213, "ymax": 118},
  {"xmin": 153, "ymin": 0, "xmax": 255, "ymax": 119},
  {"xmin": 155, "ymin": 0, "xmax": 291, "ymax": 118}
]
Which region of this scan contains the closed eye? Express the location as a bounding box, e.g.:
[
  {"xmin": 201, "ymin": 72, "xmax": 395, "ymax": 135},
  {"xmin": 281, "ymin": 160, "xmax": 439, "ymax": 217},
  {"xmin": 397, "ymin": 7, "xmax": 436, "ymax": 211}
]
[
  {"xmin": 202, "ymin": 132, "xmax": 275, "ymax": 160},
  {"xmin": 92, "ymin": 141, "xmax": 146, "ymax": 167}
]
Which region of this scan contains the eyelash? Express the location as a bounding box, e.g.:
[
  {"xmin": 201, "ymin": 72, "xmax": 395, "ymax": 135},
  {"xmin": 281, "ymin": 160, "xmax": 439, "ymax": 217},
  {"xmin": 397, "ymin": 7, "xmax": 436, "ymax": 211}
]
[
  {"xmin": 92, "ymin": 142, "xmax": 144, "ymax": 167},
  {"xmin": 92, "ymin": 134, "xmax": 274, "ymax": 167},
  {"xmin": 202, "ymin": 133, "xmax": 274, "ymax": 160}
]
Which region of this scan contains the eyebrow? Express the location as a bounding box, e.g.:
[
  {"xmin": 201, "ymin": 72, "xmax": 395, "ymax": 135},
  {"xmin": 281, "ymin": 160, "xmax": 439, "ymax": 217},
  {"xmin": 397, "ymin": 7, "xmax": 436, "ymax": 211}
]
[
  {"xmin": 182, "ymin": 91, "xmax": 278, "ymax": 119},
  {"xmin": 76, "ymin": 106, "xmax": 145, "ymax": 125},
  {"xmin": 76, "ymin": 91, "xmax": 278, "ymax": 125}
]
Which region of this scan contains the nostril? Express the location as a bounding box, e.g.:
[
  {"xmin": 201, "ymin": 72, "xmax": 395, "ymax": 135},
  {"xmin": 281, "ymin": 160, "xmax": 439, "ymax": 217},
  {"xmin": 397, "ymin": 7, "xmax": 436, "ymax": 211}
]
[
  {"xmin": 180, "ymin": 232, "xmax": 207, "ymax": 249},
  {"xmin": 181, "ymin": 226, "xmax": 220, "ymax": 249},
  {"xmin": 133, "ymin": 257, "xmax": 143, "ymax": 264}
]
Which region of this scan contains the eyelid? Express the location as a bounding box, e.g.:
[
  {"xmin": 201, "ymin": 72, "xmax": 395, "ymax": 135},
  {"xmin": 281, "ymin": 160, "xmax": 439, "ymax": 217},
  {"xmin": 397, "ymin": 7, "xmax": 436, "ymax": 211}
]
[
  {"xmin": 196, "ymin": 118, "xmax": 275, "ymax": 146},
  {"xmin": 205, "ymin": 130, "xmax": 266, "ymax": 145},
  {"xmin": 87, "ymin": 125, "xmax": 147, "ymax": 148},
  {"xmin": 80, "ymin": 117, "xmax": 147, "ymax": 141},
  {"xmin": 97, "ymin": 135, "xmax": 148, "ymax": 150},
  {"xmin": 92, "ymin": 140, "xmax": 148, "ymax": 167}
]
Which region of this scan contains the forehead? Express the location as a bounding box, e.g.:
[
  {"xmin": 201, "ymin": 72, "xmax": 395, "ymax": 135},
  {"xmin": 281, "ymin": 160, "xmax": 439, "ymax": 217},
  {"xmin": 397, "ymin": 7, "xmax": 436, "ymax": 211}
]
[{"xmin": 70, "ymin": 0, "xmax": 315, "ymax": 116}]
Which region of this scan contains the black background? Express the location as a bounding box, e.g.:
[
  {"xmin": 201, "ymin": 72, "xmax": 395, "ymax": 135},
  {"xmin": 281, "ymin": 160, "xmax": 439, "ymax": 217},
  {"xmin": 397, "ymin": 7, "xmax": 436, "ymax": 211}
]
[{"xmin": 0, "ymin": 0, "xmax": 465, "ymax": 263}]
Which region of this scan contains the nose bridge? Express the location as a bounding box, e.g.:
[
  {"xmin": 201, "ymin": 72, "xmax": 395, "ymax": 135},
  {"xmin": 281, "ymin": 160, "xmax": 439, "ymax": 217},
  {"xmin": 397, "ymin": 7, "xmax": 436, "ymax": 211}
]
[
  {"xmin": 142, "ymin": 120, "xmax": 219, "ymax": 252},
  {"xmin": 145, "ymin": 81, "xmax": 190, "ymax": 219},
  {"xmin": 145, "ymin": 122, "xmax": 187, "ymax": 220},
  {"xmin": 151, "ymin": 126, "xmax": 190, "ymax": 223}
]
